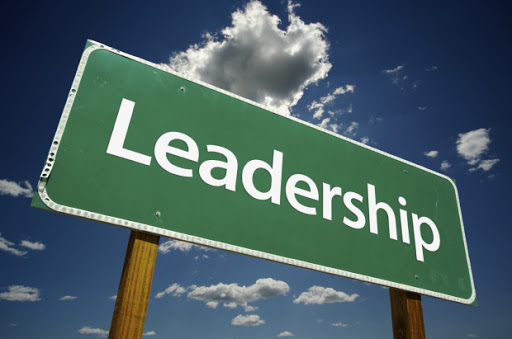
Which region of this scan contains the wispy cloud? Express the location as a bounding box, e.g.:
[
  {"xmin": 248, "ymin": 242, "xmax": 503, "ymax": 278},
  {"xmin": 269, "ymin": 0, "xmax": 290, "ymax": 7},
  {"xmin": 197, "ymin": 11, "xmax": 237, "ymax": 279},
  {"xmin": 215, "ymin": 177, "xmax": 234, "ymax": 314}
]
[
  {"xmin": 143, "ymin": 331, "xmax": 157, "ymax": 336},
  {"xmin": 59, "ymin": 295, "xmax": 77, "ymax": 301},
  {"xmin": 231, "ymin": 314, "xmax": 265, "ymax": 326},
  {"xmin": 20, "ymin": 240, "xmax": 45, "ymax": 251},
  {"xmin": 309, "ymin": 84, "xmax": 355, "ymax": 119},
  {"xmin": 332, "ymin": 322, "xmax": 349, "ymax": 327},
  {"xmin": 469, "ymin": 159, "xmax": 500, "ymax": 172},
  {"xmin": 0, "ymin": 179, "xmax": 33, "ymax": 198},
  {"xmin": 0, "ymin": 234, "xmax": 28, "ymax": 256},
  {"xmin": 0, "ymin": 285, "xmax": 41, "ymax": 302},
  {"xmin": 78, "ymin": 326, "xmax": 108, "ymax": 338},
  {"xmin": 293, "ymin": 286, "xmax": 359, "ymax": 305},
  {"xmin": 383, "ymin": 64, "xmax": 419, "ymax": 92},
  {"xmin": 158, "ymin": 239, "xmax": 211, "ymax": 254},
  {"xmin": 317, "ymin": 117, "xmax": 340, "ymax": 134},
  {"xmin": 345, "ymin": 121, "xmax": 359, "ymax": 136},
  {"xmin": 168, "ymin": 0, "xmax": 331, "ymax": 114},
  {"xmin": 456, "ymin": 128, "xmax": 499, "ymax": 172},
  {"xmin": 278, "ymin": 331, "xmax": 295, "ymax": 337},
  {"xmin": 0, "ymin": 234, "xmax": 46, "ymax": 256}
]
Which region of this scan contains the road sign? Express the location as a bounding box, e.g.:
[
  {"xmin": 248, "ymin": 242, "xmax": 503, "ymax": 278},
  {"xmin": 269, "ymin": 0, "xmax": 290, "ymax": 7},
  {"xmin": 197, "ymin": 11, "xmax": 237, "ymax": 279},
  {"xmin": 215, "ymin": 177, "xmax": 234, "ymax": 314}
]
[{"xmin": 32, "ymin": 40, "xmax": 475, "ymax": 304}]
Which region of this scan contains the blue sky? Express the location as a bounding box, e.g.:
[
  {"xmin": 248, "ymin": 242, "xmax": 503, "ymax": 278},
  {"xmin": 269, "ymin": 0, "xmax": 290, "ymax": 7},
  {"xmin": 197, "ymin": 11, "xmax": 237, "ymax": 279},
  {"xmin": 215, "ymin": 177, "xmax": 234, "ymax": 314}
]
[{"xmin": 1, "ymin": 0, "xmax": 511, "ymax": 338}]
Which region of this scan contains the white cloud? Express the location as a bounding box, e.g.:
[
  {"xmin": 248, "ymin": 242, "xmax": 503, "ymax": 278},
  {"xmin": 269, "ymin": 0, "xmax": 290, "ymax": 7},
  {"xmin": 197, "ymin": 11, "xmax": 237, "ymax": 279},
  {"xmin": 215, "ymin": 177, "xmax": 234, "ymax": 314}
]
[
  {"xmin": 187, "ymin": 278, "xmax": 289, "ymax": 310},
  {"xmin": 155, "ymin": 283, "xmax": 187, "ymax": 299},
  {"xmin": 309, "ymin": 101, "xmax": 325, "ymax": 119},
  {"xmin": 231, "ymin": 314, "xmax": 265, "ymax": 326},
  {"xmin": 158, "ymin": 239, "xmax": 211, "ymax": 254},
  {"xmin": 278, "ymin": 330, "xmax": 295, "ymax": 337},
  {"xmin": 456, "ymin": 128, "xmax": 500, "ymax": 172},
  {"xmin": 317, "ymin": 117, "xmax": 340, "ymax": 133},
  {"xmin": 360, "ymin": 137, "xmax": 370, "ymax": 145},
  {"xmin": 78, "ymin": 326, "xmax": 109, "ymax": 338},
  {"xmin": 0, "ymin": 179, "xmax": 33, "ymax": 198},
  {"xmin": 456, "ymin": 128, "xmax": 490, "ymax": 164},
  {"xmin": 168, "ymin": 0, "xmax": 332, "ymax": 114},
  {"xmin": 332, "ymin": 322, "xmax": 348, "ymax": 327},
  {"xmin": 345, "ymin": 121, "xmax": 359, "ymax": 136},
  {"xmin": 0, "ymin": 234, "xmax": 27, "ymax": 256},
  {"xmin": 384, "ymin": 64, "xmax": 404, "ymax": 74},
  {"xmin": 417, "ymin": 106, "xmax": 427, "ymax": 111},
  {"xmin": 109, "ymin": 295, "xmax": 117, "ymax": 301},
  {"xmin": 59, "ymin": 295, "xmax": 77, "ymax": 301},
  {"xmin": 206, "ymin": 301, "xmax": 219, "ymax": 309},
  {"xmin": 469, "ymin": 158, "xmax": 500, "ymax": 172},
  {"xmin": 143, "ymin": 331, "xmax": 157, "ymax": 336},
  {"xmin": 425, "ymin": 65, "xmax": 438, "ymax": 72},
  {"xmin": 424, "ymin": 150, "xmax": 439, "ymax": 158},
  {"xmin": 383, "ymin": 64, "xmax": 418, "ymax": 92},
  {"xmin": 20, "ymin": 240, "xmax": 45, "ymax": 251},
  {"xmin": 441, "ymin": 161, "xmax": 451, "ymax": 171},
  {"xmin": 0, "ymin": 285, "xmax": 41, "ymax": 302},
  {"xmin": 293, "ymin": 286, "xmax": 359, "ymax": 305},
  {"xmin": 309, "ymin": 84, "xmax": 355, "ymax": 119}
]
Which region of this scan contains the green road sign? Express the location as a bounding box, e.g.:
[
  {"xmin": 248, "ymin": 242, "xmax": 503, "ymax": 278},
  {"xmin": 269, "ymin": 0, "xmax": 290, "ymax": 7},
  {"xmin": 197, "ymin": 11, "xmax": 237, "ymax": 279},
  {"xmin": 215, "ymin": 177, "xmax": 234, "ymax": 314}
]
[{"xmin": 33, "ymin": 40, "xmax": 475, "ymax": 304}]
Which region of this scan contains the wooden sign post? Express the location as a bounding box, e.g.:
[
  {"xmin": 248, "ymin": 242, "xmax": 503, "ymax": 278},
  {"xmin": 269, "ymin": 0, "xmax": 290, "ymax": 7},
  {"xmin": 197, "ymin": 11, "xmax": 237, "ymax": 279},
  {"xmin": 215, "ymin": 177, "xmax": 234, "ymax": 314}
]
[
  {"xmin": 109, "ymin": 231, "xmax": 160, "ymax": 339},
  {"xmin": 389, "ymin": 288, "xmax": 426, "ymax": 339}
]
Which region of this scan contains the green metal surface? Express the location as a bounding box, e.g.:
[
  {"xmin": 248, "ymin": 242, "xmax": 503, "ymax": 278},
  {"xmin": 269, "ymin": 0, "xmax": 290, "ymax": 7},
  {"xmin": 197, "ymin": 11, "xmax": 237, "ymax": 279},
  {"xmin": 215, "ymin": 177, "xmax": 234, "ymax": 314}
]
[{"xmin": 33, "ymin": 41, "xmax": 475, "ymax": 304}]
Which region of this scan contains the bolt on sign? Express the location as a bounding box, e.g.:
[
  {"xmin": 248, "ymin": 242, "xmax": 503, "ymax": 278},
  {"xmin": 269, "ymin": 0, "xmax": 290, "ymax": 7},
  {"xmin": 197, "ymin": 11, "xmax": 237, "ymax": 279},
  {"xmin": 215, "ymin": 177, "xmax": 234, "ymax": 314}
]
[{"xmin": 32, "ymin": 40, "xmax": 475, "ymax": 304}]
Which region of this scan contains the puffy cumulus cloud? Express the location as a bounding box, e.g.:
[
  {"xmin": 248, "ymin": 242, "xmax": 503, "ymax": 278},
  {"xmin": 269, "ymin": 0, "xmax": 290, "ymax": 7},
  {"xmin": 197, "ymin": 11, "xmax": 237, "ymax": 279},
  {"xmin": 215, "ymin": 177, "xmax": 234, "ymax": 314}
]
[
  {"xmin": 456, "ymin": 128, "xmax": 499, "ymax": 172},
  {"xmin": 231, "ymin": 314, "xmax": 265, "ymax": 326},
  {"xmin": 0, "ymin": 179, "xmax": 33, "ymax": 198},
  {"xmin": 424, "ymin": 150, "xmax": 438, "ymax": 158},
  {"xmin": 78, "ymin": 326, "xmax": 109, "ymax": 338},
  {"xmin": 187, "ymin": 278, "xmax": 289, "ymax": 310},
  {"xmin": 278, "ymin": 331, "xmax": 295, "ymax": 337},
  {"xmin": 456, "ymin": 128, "xmax": 490, "ymax": 164},
  {"xmin": 293, "ymin": 286, "xmax": 359, "ymax": 305},
  {"xmin": 155, "ymin": 283, "xmax": 187, "ymax": 299},
  {"xmin": 168, "ymin": 0, "xmax": 331, "ymax": 114},
  {"xmin": 0, "ymin": 285, "xmax": 41, "ymax": 302}
]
